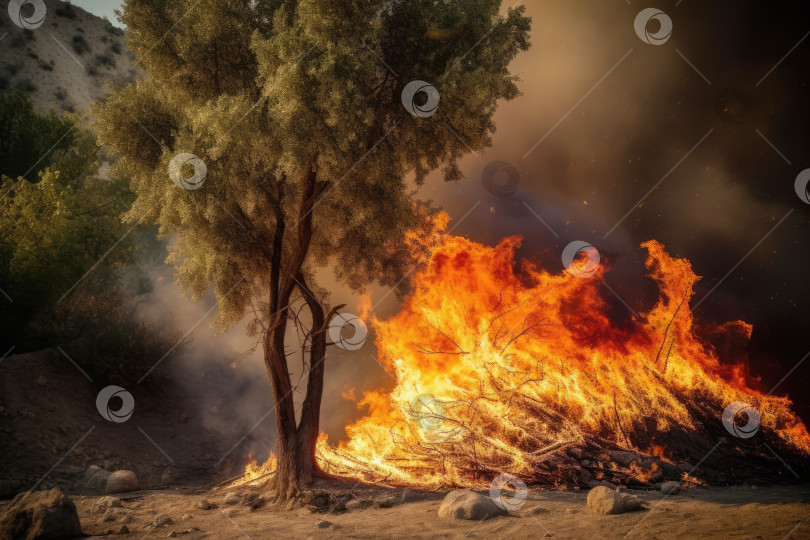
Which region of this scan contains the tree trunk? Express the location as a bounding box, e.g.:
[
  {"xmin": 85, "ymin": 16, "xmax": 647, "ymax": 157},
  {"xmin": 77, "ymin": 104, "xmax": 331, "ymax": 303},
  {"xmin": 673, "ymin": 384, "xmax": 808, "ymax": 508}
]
[
  {"xmin": 294, "ymin": 273, "xmax": 329, "ymax": 483},
  {"xmin": 260, "ymin": 157, "xmax": 324, "ymax": 499}
]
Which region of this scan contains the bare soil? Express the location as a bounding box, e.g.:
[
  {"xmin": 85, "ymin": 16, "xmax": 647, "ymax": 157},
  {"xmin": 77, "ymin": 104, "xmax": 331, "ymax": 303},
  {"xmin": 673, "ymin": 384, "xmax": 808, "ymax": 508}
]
[{"xmin": 29, "ymin": 482, "xmax": 808, "ymax": 539}]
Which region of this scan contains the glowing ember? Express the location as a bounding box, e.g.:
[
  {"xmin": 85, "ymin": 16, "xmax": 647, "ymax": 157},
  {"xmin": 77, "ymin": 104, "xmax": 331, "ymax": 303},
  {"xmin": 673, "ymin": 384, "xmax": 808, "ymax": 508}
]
[{"xmin": 310, "ymin": 231, "xmax": 810, "ymax": 488}]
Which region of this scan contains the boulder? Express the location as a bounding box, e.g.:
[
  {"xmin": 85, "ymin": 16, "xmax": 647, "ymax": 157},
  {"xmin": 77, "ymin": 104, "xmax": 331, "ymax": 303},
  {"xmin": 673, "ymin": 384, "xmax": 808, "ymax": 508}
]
[
  {"xmin": 660, "ymin": 481, "xmax": 681, "ymax": 495},
  {"xmin": 0, "ymin": 488, "xmax": 82, "ymax": 540},
  {"xmin": 105, "ymin": 470, "xmax": 139, "ymax": 494},
  {"xmin": 586, "ymin": 486, "xmax": 647, "ymax": 515},
  {"xmin": 83, "ymin": 465, "xmax": 112, "ymax": 491},
  {"xmin": 438, "ymin": 490, "xmax": 508, "ymax": 520}
]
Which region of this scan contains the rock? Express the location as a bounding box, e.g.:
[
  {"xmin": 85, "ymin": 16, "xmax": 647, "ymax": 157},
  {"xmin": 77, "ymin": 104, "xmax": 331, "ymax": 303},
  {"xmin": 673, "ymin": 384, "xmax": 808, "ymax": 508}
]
[
  {"xmin": 181, "ymin": 514, "xmax": 193, "ymax": 520},
  {"xmin": 586, "ymin": 486, "xmax": 647, "ymax": 515},
  {"xmin": 178, "ymin": 412, "xmax": 189, "ymax": 423},
  {"xmin": 101, "ymin": 509, "xmax": 123, "ymax": 522},
  {"xmin": 608, "ymin": 451, "xmax": 640, "ymax": 466},
  {"xmin": 660, "ymin": 481, "xmax": 681, "ymax": 495},
  {"xmin": 0, "ymin": 488, "xmax": 82, "ymax": 540},
  {"xmin": 36, "ymin": 375, "xmax": 47, "ymax": 386},
  {"xmin": 116, "ymin": 525, "xmax": 130, "ymax": 534},
  {"xmin": 400, "ymin": 488, "xmax": 423, "ymax": 503},
  {"xmin": 167, "ymin": 532, "xmax": 177, "ymax": 538},
  {"xmin": 223, "ymin": 492, "xmax": 241, "ymax": 505},
  {"xmin": 152, "ymin": 513, "xmax": 173, "ymax": 527},
  {"xmin": 160, "ymin": 472, "xmax": 174, "ymax": 486},
  {"xmin": 374, "ymin": 494, "xmax": 399, "ymax": 508},
  {"xmin": 316, "ymin": 520, "xmax": 333, "ymax": 529},
  {"xmin": 243, "ymin": 494, "xmax": 266, "ymax": 511},
  {"xmin": 0, "ymin": 480, "xmax": 12, "ymax": 497},
  {"xmin": 106, "ymin": 470, "xmax": 139, "ymax": 494},
  {"xmin": 83, "ymin": 465, "xmax": 112, "ymax": 491},
  {"xmin": 525, "ymin": 505, "xmax": 549, "ymax": 515},
  {"xmin": 197, "ymin": 499, "xmax": 213, "ymax": 510},
  {"xmin": 94, "ymin": 496, "xmax": 123, "ymax": 513},
  {"xmin": 438, "ymin": 490, "xmax": 508, "ymax": 521},
  {"xmin": 345, "ymin": 498, "xmax": 374, "ymax": 512}
]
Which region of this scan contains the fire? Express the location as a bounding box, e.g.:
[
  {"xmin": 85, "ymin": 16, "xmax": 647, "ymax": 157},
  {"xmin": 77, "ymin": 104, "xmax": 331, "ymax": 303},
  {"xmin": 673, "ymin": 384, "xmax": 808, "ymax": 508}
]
[
  {"xmin": 228, "ymin": 453, "xmax": 277, "ymax": 488},
  {"xmin": 312, "ymin": 232, "xmax": 810, "ymax": 488}
]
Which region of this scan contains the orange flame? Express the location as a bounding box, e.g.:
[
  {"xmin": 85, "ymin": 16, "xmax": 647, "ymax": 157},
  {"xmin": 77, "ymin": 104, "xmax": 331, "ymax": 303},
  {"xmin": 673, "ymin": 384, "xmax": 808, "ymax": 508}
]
[{"xmin": 313, "ymin": 233, "xmax": 810, "ymax": 488}]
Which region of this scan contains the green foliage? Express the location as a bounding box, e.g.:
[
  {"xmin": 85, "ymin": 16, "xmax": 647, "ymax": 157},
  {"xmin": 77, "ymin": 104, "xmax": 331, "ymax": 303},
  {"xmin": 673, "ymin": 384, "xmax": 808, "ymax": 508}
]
[
  {"xmin": 0, "ymin": 94, "xmax": 150, "ymax": 351},
  {"xmin": 96, "ymin": 0, "xmax": 531, "ymax": 334},
  {"xmin": 0, "ymin": 91, "xmax": 90, "ymax": 181}
]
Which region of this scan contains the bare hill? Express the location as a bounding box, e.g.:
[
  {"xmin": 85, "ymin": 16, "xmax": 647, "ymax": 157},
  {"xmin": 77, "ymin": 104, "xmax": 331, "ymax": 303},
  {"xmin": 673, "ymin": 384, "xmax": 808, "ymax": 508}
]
[{"xmin": 0, "ymin": 0, "xmax": 135, "ymax": 113}]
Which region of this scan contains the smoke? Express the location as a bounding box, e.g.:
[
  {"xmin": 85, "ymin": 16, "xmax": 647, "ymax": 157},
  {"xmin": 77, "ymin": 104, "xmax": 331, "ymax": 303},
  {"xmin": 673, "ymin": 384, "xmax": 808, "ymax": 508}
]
[{"xmin": 133, "ymin": 0, "xmax": 810, "ymax": 464}]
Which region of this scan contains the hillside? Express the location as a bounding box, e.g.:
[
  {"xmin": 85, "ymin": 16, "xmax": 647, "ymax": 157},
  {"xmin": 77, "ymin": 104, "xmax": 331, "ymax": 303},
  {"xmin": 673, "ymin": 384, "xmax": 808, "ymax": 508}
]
[{"xmin": 0, "ymin": 0, "xmax": 135, "ymax": 113}]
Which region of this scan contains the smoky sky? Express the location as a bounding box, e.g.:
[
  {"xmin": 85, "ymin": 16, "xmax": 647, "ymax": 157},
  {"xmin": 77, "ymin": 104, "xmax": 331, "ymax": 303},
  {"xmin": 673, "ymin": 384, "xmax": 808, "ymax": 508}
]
[
  {"xmin": 422, "ymin": 0, "xmax": 810, "ymax": 418},
  {"xmin": 138, "ymin": 0, "xmax": 810, "ymax": 461}
]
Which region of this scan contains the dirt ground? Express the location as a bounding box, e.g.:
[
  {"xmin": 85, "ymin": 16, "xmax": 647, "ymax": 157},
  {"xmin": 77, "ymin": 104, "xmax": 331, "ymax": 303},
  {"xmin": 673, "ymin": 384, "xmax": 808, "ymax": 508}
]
[{"xmin": 23, "ymin": 483, "xmax": 804, "ymax": 539}]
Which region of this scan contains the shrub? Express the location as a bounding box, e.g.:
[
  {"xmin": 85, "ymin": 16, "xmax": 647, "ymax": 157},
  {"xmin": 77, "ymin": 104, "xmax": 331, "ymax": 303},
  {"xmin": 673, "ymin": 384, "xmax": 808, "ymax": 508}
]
[
  {"xmin": 110, "ymin": 42, "xmax": 122, "ymax": 55},
  {"xmin": 38, "ymin": 61, "xmax": 53, "ymax": 72},
  {"xmin": 54, "ymin": 4, "xmax": 77, "ymax": 19},
  {"xmin": 94, "ymin": 53, "xmax": 116, "ymax": 68},
  {"xmin": 71, "ymin": 35, "xmax": 89, "ymax": 55},
  {"xmin": 15, "ymin": 78, "xmax": 36, "ymax": 92}
]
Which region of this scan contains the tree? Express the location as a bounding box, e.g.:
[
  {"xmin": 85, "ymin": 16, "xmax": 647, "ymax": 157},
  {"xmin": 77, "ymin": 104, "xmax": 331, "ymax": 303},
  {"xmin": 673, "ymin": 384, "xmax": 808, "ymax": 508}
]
[
  {"xmin": 95, "ymin": 0, "xmax": 530, "ymax": 497},
  {"xmin": 0, "ymin": 92, "xmax": 137, "ymax": 351}
]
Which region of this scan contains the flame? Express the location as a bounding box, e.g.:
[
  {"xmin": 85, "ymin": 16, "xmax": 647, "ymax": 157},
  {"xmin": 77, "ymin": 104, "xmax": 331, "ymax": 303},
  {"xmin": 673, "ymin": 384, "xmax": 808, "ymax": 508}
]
[
  {"xmin": 310, "ymin": 233, "xmax": 810, "ymax": 488},
  {"xmin": 228, "ymin": 453, "xmax": 277, "ymax": 488}
]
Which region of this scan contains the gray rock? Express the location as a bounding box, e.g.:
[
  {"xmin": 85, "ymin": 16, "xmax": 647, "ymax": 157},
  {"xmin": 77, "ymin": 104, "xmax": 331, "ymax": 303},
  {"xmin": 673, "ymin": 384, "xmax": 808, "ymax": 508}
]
[
  {"xmin": 83, "ymin": 465, "xmax": 112, "ymax": 491},
  {"xmin": 105, "ymin": 470, "xmax": 139, "ymax": 494},
  {"xmin": 660, "ymin": 481, "xmax": 681, "ymax": 495},
  {"xmin": 438, "ymin": 490, "xmax": 508, "ymax": 520},
  {"xmin": 0, "ymin": 488, "xmax": 82, "ymax": 539},
  {"xmin": 586, "ymin": 486, "xmax": 647, "ymax": 515}
]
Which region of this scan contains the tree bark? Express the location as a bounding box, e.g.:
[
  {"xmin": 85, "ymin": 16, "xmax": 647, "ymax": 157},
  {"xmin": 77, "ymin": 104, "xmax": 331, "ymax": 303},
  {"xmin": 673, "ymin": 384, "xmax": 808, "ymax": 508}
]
[{"xmin": 261, "ymin": 156, "xmax": 324, "ymax": 499}]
